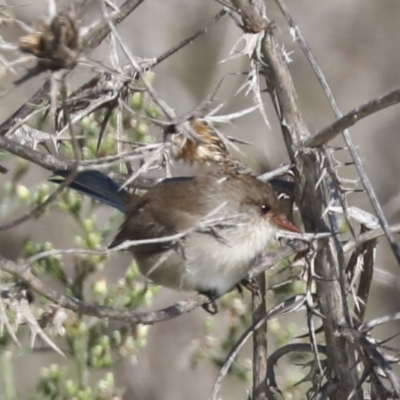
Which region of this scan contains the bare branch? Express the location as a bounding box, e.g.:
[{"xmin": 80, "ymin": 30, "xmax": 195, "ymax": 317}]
[
  {"xmin": 305, "ymin": 88, "xmax": 400, "ymax": 148},
  {"xmin": 274, "ymin": 0, "xmax": 400, "ymax": 268},
  {"xmin": 208, "ymin": 294, "xmax": 306, "ymax": 400},
  {"xmin": 0, "ymin": 242, "xmax": 305, "ymax": 324},
  {"xmin": 0, "ymin": 0, "xmax": 145, "ymax": 137},
  {"xmin": 155, "ymin": 9, "xmax": 227, "ymax": 66},
  {"xmin": 267, "ymin": 343, "xmax": 327, "ymax": 391},
  {"xmin": 0, "ymin": 135, "xmax": 157, "ymax": 189},
  {"xmin": 250, "ymin": 0, "xmax": 363, "ymax": 397},
  {"xmin": 252, "ymin": 275, "xmax": 268, "ymax": 400},
  {"xmin": 360, "ymin": 312, "xmax": 400, "ymax": 333},
  {"xmin": 224, "ymin": 0, "xmax": 269, "ymax": 33},
  {"xmin": 348, "ymin": 328, "xmax": 400, "ymax": 396},
  {"xmin": 343, "ymin": 223, "xmax": 400, "ymax": 256}
]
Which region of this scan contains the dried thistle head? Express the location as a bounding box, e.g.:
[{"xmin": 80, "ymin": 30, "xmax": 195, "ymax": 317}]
[
  {"xmin": 164, "ymin": 117, "xmax": 230, "ymax": 165},
  {"xmin": 18, "ymin": 10, "xmax": 80, "ymax": 71}
]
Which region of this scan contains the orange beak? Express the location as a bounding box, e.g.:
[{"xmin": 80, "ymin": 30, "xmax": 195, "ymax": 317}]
[{"xmin": 272, "ymin": 214, "xmax": 301, "ymax": 233}]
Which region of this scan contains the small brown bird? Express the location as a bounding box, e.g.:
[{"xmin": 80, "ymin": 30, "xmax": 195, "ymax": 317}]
[{"xmin": 50, "ymin": 170, "xmax": 300, "ymax": 301}]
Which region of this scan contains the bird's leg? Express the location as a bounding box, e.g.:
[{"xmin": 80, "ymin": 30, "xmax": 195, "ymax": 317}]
[
  {"xmin": 235, "ymin": 283, "xmax": 244, "ymax": 296},
  {"xmin": 198, "ymin": 290, "xmax": 219, "ymax": 315},
  {"xmin": 236, "ymin": 278, "xmax": 261, "ymax": 298}
]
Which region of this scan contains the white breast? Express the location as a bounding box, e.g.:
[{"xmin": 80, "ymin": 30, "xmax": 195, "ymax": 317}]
[{"xmin": 180, "ymin": 220, "xmax": 277, "ymax": 295}]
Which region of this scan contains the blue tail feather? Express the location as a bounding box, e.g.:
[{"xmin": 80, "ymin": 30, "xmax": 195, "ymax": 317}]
[{"xmin": 49, "ymin": 170, "xmax": 129, "ymax": 213}]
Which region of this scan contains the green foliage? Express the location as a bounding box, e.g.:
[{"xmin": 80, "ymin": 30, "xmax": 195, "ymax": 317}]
[
  {"xmin": 183, "ymin": 268, "xmax": 306, "ymax": 391},
  {"xmin": 31, "ymin": 365, "xmax": 121, "ymax": 400},
  {"xmin": 12, "ymin": 181, "xmax": 152, "ymax": 398},
  {"xmin": 0, "ymin": 75, "xmax": 163, "ymax": 398},
  {"xmin": 0, "ymin": 47, "xmax": 306, "ymax": 398}
]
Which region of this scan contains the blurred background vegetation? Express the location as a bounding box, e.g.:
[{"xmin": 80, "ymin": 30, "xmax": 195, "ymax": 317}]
[{"xmin": 1, "ymin": 0, "xmax": 400, "ymax": 399}]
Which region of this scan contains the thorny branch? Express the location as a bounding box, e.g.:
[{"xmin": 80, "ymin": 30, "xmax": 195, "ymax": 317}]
[
  {"xmin": 209, "ymin": 293, "xmax": 307, "ymax": 400},
  {"xmin": 1, "ymin": 0, "xmax": 400, "ymax": 399},
  {"xmin": 259, "ymin": 11, "xmax": 362, "ymax": 400},
  {"xmin": 266, "ymin": 343, "xmax": 327, "ymax": 391},
  {"xmin": 305, "ymin": 88, "xmax": 400, "ymax": 148},
  {"xmin": 273, "ymin": 0, "xmax": 400, "ymax": 268},
  {"xmin": 216, "ymin": 0, "xmax": 400, "ymax": 399},
  {"xmin": 0, "ymin": 0, "xmax": 144, "ymax": 137},
  {"xmin": 252, "ymin": 274, "xmax": 268, "ymax": 400},
  {"xmin": 0, "ymin": 242, "xmax": 306, "ymax": 325}
]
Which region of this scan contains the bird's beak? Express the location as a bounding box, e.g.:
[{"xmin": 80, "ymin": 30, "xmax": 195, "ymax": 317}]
[{"xmin": 272, "ymin": 214, "xmax": 301, "ymax": 233}]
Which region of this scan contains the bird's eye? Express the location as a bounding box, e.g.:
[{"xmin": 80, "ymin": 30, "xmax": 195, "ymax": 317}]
[{"xmin": 261, "ymin": 204, "xmax": 270, "ymax": 214}]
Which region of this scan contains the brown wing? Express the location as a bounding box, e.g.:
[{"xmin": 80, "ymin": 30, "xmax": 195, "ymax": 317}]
[{"xmin": 109, "ymin": 177, "xmax": 209, "ymax": 251}]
